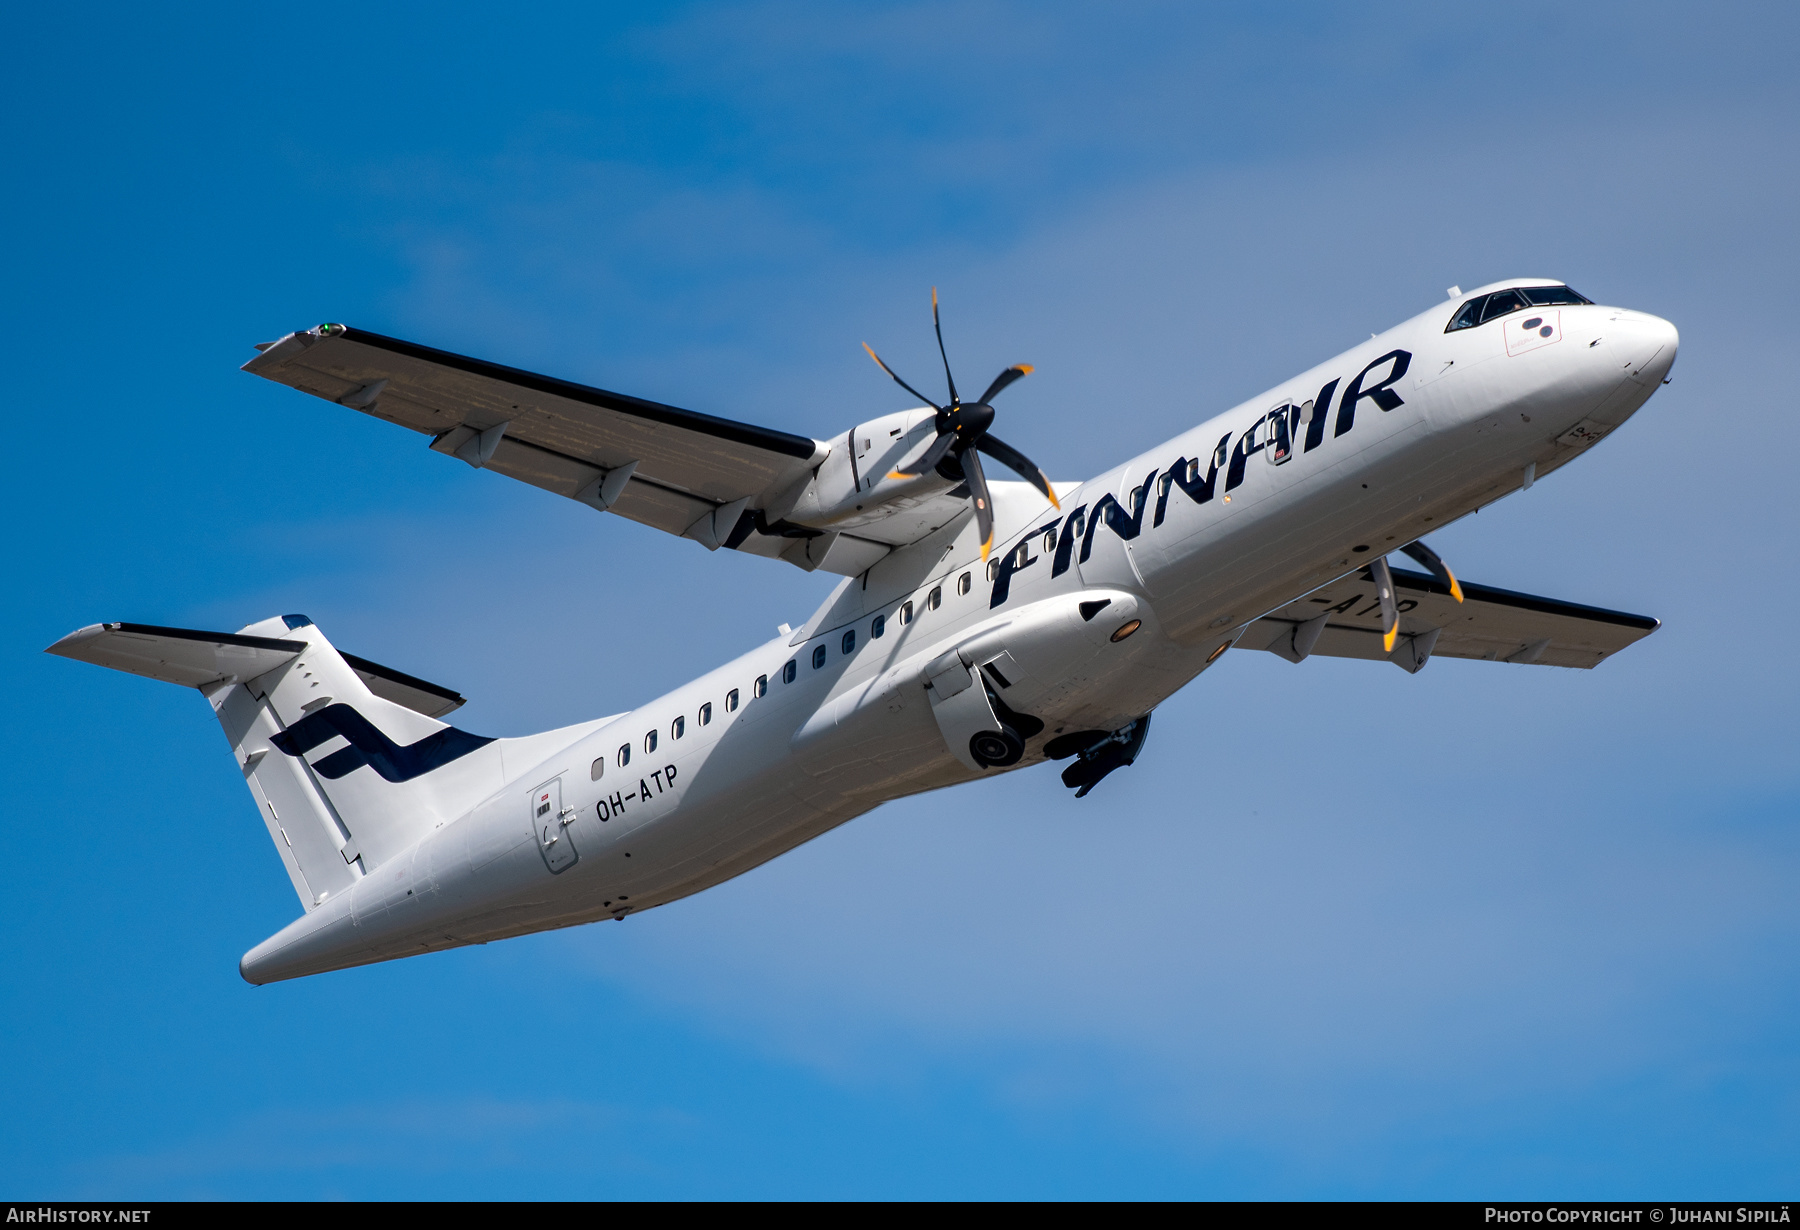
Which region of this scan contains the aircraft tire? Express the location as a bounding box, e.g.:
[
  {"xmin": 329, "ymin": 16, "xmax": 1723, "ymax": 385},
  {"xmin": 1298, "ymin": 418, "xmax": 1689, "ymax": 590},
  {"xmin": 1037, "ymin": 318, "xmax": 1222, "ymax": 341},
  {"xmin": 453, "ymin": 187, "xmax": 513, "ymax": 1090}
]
[{"xmin": 970, "ymin": 726, "xmax": 1025, "ymax": 768}]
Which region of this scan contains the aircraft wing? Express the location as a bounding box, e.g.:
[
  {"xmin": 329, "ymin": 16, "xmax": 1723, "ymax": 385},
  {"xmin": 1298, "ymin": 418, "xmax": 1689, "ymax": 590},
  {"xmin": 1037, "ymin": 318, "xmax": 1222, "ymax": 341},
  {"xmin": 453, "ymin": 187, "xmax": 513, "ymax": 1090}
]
[
  {"xmin": 243, "ymin": 324, "xmax": 832, "ymax": 567},
  {"xmin": 1242, "ymin": 566, "xmax": 1659, "ymax": 671}
]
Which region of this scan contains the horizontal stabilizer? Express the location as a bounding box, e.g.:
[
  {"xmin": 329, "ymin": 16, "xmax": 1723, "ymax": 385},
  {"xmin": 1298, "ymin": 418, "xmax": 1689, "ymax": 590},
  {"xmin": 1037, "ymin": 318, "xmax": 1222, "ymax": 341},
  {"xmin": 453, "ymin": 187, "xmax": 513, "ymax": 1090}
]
[
  {"xmin": 46, "ymin": 622, "xmax": 303, "ymax": 688},
  {"xmin": 47, "ymin": 622, "xmax": 465, "ymax": 717},
  {"xmin": 1244, "ymin": 567, "xmax": 1658, "ymax": 670},
  {"xmin": 338, "ymin": 652, "xmax": 465, "ymax": 719}
]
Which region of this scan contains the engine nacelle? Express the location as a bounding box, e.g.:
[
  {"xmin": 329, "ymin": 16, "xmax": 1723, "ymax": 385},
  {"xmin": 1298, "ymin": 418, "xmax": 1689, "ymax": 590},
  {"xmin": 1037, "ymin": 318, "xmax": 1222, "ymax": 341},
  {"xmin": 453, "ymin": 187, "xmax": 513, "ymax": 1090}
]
[{"xmin": 772, "ymin": 408, "xmax": 967, "ymax": 534}]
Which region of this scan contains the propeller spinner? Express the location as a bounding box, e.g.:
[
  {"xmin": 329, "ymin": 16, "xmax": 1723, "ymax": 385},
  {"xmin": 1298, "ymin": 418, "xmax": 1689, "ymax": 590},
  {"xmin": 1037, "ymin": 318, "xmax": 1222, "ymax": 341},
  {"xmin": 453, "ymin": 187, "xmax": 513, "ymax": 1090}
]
[{"xmin": 862, "ymin": 289, "xmax": 1059, "ymax": 559}]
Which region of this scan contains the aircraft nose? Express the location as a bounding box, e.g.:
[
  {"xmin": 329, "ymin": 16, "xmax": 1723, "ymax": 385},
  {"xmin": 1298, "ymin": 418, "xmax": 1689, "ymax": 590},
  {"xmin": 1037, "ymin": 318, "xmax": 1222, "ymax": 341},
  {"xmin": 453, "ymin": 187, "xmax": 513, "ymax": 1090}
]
[{"xmin": 1611, "ymin": 311, "xmax": 1679, "ymax": 386}]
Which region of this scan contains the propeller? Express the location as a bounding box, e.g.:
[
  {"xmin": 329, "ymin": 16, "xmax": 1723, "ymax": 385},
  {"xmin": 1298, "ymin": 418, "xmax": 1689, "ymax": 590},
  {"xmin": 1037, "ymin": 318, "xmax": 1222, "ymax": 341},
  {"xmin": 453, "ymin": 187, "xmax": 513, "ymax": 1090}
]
[
  {"xmin": 1399, "ymin": 539, "xmax": 1464, "ymax": 603},
  {"xmin": 1369, "ymin": 555, "xmax": 1401, "ymax": 653},
  {"xmin": 1370, "ymin": 539, "xmax": 1463, "ymax": 654},
  {"xmin": 862, "ymin": 288, "xmax": 1059, "ymax": 560}
]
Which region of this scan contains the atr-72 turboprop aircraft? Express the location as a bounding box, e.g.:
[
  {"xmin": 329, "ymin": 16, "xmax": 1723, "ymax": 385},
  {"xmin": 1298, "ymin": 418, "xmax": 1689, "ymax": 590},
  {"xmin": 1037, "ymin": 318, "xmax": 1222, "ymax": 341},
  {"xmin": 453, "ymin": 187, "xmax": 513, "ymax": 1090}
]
[{"xmin": 49, "ymin": 279, "xmax": 1674, "ymax": 983}]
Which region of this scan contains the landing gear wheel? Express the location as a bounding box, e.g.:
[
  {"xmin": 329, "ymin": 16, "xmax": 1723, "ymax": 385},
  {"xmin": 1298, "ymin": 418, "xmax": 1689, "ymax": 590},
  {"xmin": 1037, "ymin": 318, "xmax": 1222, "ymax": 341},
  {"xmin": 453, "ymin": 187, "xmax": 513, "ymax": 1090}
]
[{"xmin": 969, "ymin": 725, "xmax": 1025, "ymax": 768}]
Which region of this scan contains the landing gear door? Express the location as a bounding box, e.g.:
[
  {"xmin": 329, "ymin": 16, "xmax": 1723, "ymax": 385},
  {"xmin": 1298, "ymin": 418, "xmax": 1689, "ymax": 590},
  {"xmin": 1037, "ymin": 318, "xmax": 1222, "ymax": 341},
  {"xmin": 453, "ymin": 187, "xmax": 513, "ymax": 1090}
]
[
  {"xmin": 926, "ymin": 662, "xmax": 1004, "ymax": 772},
  {"xmin": 530, "ymin": 777, "xmax": 577, "ymax": 873}
]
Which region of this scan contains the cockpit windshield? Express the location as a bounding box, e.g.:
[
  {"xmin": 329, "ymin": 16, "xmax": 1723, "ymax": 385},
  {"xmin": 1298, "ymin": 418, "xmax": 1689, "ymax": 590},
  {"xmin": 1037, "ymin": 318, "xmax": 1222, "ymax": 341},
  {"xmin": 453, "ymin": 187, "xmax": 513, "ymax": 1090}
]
[
  {"xmin": 1446, "ymin": 284, "xmax": 1593, "ymax": 332},
  {"xmin": 1479, "ymin": 289, "xmax": 1528, "ymax": 323},
  {"xmin": 1520, "ymin": 285, "xmax": 1592, "ymax": 307}
]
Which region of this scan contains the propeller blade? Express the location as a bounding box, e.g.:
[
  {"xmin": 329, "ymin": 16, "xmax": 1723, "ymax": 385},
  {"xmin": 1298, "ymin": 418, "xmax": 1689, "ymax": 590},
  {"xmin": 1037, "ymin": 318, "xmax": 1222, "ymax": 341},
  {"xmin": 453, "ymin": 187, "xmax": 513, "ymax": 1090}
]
[
  {"xmin": 889, "ymin": 428, "xmax": 958, "ymax": 479},
  {"xmin": 1370, "ymin": 556, "xmax": 1400, "ymax": 653},
  {"xmin": 862, "ymin": 342, "xmax": 942, "ymax": 412},
  {"xmin": 959, "ymin": 445, "xmax": 997, "ymax": 560},
  {"xmin": 931, "ymin": 287, "xmax": 959, "ymax": 407},
  {"xmin": 975, "ymin": 434, "xmax": 1060, "ymax": 509},
  {"xmin": 977, "ymin": 364, "xmax": 1034, "ymax": 405},
  {"xmin": 1399, "ymin": 539, "xmax": 1464, "ymax": 603}
]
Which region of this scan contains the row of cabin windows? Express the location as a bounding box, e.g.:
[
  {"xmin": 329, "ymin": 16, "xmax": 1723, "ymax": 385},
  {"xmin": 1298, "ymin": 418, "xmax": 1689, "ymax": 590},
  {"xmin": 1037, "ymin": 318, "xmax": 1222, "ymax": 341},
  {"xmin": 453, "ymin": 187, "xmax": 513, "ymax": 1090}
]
[
  {"xmin": 795, "ymin": 567, "xmax": 981, "ymax": 672},
  {"xmin": 592, "ymin": 690, "xmax": 742, "ymax": 779},
  {"xmin": 590, "ymin": 564, "xmax": 997, "ymax": 779}
]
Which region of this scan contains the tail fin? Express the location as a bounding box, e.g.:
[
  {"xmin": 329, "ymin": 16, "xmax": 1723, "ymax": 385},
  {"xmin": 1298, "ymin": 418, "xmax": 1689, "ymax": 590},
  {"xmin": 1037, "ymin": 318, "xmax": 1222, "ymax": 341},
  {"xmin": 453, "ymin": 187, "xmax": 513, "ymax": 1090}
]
[{"xmin": 48, "ymin": 615, "xmax": 506, "ymax": 911}]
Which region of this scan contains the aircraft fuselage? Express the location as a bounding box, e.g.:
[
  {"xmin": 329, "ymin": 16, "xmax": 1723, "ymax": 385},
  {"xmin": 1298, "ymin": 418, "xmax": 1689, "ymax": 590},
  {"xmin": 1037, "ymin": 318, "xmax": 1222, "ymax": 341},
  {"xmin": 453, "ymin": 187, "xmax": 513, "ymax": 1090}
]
[{"xmin": 239, "ymin": 283, "xmax": 1678, "ymax": 982}]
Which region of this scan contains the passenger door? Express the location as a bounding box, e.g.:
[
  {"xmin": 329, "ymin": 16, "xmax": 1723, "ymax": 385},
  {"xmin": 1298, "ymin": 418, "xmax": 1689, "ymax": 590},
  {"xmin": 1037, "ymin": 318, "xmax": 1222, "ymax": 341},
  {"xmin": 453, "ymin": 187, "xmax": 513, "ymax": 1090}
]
[{"xmin": 530, "ymin": 777, "xmax": 577, "ymax": 873}]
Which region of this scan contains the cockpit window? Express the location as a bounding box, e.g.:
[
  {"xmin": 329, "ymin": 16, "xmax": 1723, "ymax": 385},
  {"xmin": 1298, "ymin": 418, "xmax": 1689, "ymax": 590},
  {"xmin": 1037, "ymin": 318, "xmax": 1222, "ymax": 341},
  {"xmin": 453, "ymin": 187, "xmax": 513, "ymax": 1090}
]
[
  {"xmin": 1448, "ymin": 298, "xmax": 1484, "ymax": 331},
  {"xmin": 1479, "ymin": 289, "xmax": 1528, "ymax": 323},
  {"xmin": 1520, "ymin": 284, "xmax": 1593, "ymax": 306},
  {"xmin": 1447, "ymin": 285, "xmax": 1592, "ymax": 332}
]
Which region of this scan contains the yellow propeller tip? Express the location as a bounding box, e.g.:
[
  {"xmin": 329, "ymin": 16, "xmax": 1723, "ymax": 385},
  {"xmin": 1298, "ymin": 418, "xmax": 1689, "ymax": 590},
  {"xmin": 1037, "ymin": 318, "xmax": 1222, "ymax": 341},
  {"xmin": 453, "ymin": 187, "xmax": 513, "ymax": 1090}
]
[
  {"xmin": 886, "ymin": 470, "xmax": 913, "ymax": 480},
  {"xmin": 1450, "ymin": 581, "xmax": 1465, "ymax": 603},
  {"xmin": 980, "ymin": 540, "xmax": 993, "ymax": 562},
  {"xmin": 1383, "ymin": 630, "xmax": 1398, "ymax": 653},
  {"xmin": 1017, "ymin": 364, "xmax": 1035, "ymax": 375},
  {"xmin": 1048, "ymin": 490, "xmax": 1062, "ymax": 509}
]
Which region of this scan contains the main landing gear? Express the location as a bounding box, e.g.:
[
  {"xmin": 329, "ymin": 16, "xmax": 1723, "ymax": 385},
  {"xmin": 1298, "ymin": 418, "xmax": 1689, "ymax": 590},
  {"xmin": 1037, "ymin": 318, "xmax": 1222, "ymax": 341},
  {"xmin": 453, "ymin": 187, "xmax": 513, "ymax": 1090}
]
[
  {"xmin": 967, "ymin": 687, "xmax": 1046, "ymax": 769},
  {"xmin": 1044, "ymin": 715, "xmax": 1153, "ymax": 798}
]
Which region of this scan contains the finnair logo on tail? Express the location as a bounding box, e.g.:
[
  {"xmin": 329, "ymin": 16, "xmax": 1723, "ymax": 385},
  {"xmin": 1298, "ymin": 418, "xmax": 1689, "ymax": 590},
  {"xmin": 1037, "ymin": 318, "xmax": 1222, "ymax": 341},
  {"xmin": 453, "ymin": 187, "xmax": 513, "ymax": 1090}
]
[{"xmin": 270, "ymin": 704, "xmax": 494, "ymax": 782}]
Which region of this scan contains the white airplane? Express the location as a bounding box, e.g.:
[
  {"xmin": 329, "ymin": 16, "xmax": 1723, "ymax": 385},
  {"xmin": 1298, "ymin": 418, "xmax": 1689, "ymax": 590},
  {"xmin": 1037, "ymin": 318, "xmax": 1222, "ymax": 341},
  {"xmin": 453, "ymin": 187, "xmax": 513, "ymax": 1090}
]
[{"xmin": 49, "ymin": 279, "xmax": 1674, "ymax": 984}]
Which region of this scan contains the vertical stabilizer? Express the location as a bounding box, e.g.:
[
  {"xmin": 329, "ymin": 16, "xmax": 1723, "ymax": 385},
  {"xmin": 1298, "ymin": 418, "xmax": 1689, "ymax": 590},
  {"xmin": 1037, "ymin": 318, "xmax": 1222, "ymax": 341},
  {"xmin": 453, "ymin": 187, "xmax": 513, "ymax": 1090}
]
[
  {"xmin": 217, "ymin": 615, "xmax": 509, "ymax": 909},
  {"xmin": 48, "ymin": 615, "xmax": 507, "ymax": 912}
]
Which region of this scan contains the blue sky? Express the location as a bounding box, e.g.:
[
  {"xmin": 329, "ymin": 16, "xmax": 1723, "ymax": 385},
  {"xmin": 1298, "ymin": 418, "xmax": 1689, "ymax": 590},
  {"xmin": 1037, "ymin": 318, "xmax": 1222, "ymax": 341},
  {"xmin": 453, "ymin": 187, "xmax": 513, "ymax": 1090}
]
[{"xmin": 4, "ymin": 1, "xmax": 1799, "ymax": 1199}]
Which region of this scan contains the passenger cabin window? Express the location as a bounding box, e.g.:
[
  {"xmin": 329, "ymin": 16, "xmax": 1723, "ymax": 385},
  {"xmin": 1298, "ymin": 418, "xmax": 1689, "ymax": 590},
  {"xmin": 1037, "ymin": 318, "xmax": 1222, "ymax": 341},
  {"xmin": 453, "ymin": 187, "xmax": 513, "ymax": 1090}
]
[
  {"xmin": 1265, "ymin": 407, "xmax": 1293, "ymax": 465},
  {"xmin": 1043, "ymin": 529, "xmax": 1057, "ymax": 553},
  {"xmin": 957, "ymin": 572, "xmax": 971, "ymax": 596},
  {"xmin": 987, "ymin": 559, "xmax": 1000, "ymax": 582},
  {"xmin": 812, "ymin": 644, "xmax": 827, "ymax": 669},
  {"xmin": 618, "ymin": 744, "xmax": 631, "ymax": 767},
  {"xmin": 672, "ymin": 715, "xmax": 685, "ymax": 740},
  {"xmin": 871, "ymin": 614, "xmax": 885, "ymax": 639},
  {"xmin": 841, "ymin": 629, "xmax": 855, "ymax": 655},
  {"xmin": 645, "ymin": 729, "xmax": 658, "ymax": 754},
  {"xmin": 591, "ymin": 757, "xmax": 605, "ymax": 781},
  {"xmin": 783, "ymin": 660, "xmax": 797, "ymax": 683},
  {"xmin": 899, "ymin": 601, "xmax": 914, "ymax": 625},
  {"xmin": 927, "ymin": 586, "xmax": 942, "ymax": 611},
  {"xmin": 726, "ymin": 688, "xmax": 740, "ymax": 712},
  {"xmin": 699, "ymin": 702, "xmax": 713, "ymax": 726}
]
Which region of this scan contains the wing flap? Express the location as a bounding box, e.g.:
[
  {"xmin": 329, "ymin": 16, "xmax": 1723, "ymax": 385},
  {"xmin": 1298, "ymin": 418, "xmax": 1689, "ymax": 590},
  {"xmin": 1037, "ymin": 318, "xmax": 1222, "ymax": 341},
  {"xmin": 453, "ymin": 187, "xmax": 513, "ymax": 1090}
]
[{"xmin": 1247, "ymin": 567, "xmax": 1658, "ymax": 670}]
